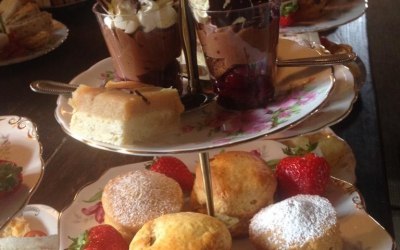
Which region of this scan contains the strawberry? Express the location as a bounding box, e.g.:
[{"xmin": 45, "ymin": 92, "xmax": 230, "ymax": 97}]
[
  {"xmin": 279, "ymin": 15, "xmax": 295, "ymax": 27},
  {"xmin": 275, "ymin": 147, "xmax": 330, "ymax": 199},
  {"xmin": 148, "ymin": 156, "xmax": 194, "ymax": 192},
  {"xmin": 279, "ymin": 0, "xmax": 299, "ymax": 27},
  {"xmin": 68, "ymin": 224, "xmax": 128, "ymax": 250},
  {"xmin": 0, "ymin": 160, "xmax": 23, "ymax": 198}
]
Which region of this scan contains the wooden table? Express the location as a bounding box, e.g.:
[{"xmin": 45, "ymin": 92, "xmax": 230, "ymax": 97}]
[{"xmin": 0, "ymin": 0, "xmax": 394, "ymax": 238}]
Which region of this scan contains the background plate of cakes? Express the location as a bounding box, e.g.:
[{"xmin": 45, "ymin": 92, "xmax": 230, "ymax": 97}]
[
  {"xmin": 279, "ymin": 0, "xmax": 367, "ymax": 34},
  {"xmin": 0, "ymin": 116, "xmax": 45, "ymax": 232},
  {"xmin": 59, "ymin": 138, "xmax": 395, "ymax": 249},
  {"xmin": 0, "ymin": 0, "xmax": 69, "ymax": 66}
]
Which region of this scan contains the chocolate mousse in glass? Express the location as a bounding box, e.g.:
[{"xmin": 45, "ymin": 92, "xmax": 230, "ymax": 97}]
[
  {"xmin": 190, "ymin": 0, "xmax": 280, "ymax": 110},
  {"xmin": 93, "ymin": 0, "xmax": 183, "ymax": 93}
]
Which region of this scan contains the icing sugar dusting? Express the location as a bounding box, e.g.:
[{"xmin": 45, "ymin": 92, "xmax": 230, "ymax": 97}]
[
  {"xmin": 104, "ymin": 170, "xmax": 183, "ymax": 226},
  {"xmin": 250, "ymin": 195, "xmax": 337, "ymax": 248}
]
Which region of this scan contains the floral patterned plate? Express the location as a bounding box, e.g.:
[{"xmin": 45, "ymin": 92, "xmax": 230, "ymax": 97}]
[
  {"xmin": 267, "ymin": 64, "xmax": 357, "ymax": 139},
  {"xmin": 280, "ymin": 0, "xmax": 367, "ymax": 34},
  {"xmin": 59, "ymin": 139, "xmax": 395, "ymax": 249},
  {"xmin": 0, "ymin": 116, "xmax": 44, "ymax": 231},
  {"xmin": 55, "ymin": 38, "xmax": 334, "ymax": 155}
]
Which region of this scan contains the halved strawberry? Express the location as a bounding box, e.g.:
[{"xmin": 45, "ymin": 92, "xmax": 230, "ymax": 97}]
[
  {"xmin": 0, "ymin": 160, "xmax": 23, "ymax": 198},
  {"xmin": 148, "ymin": 156, "xmax": 194, "ymax": 193},
  {"xmin": 24, "ymin": 230, "xmax": 47, "ymax": 237},
  {"xmin": 68, "ymin": 224, "xmax": 128, "ymax": 250}
]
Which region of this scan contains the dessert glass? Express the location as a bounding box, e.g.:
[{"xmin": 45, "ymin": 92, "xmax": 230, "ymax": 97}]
[
  {"xmin": 190, "ymin": 1, "xmax": 280, "ymax": 110},
  {"xmin": 93, "ymin": 2, "xmax": 183, "ymax": 93}
]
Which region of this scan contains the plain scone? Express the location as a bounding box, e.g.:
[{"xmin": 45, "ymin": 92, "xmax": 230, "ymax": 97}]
[
  {"xmin": 190, "ymin": 151, "xmax": 277, "ymax": 237},
  {"xmin": 129, "ymin": 212, "xmax": 232, "ymax": 250},
  {"xmin": 102, "ymin": 170, "xmax": 184, "ymax": 242},
  {"xmin": 249, "ymin": 194, "xmax": 342, "ymax": 250},
  {"xmin": 68, "ymin": 82, "xmax": 184, "ymax": 145}
]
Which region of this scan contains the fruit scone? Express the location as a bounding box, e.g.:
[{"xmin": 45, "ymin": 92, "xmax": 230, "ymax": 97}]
[
  {"xmin": 68, "ymin": 81, "xmax": 184, "ymax": 145},
  {"xmin": 130, "ymin": 212, "xmax": 232, "ymax": 250}
]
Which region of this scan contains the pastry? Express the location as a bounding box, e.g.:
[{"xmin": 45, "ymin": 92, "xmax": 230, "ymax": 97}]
[
  {"xmin": 102, "ymin": 170, "xmax": 184, "ymax": 242},
  {"xmin": 249, "ymin": 194, "xmax": 342, "ymax": 250},
  {"xmin": 68, "ymin": 82, "xmax": 184, "ymax": 145},
  {"xmin": 190, "ymin": 151, "xmax": 277, "ymax": 237},
  {"xmin": 129, "ymin": 212, "xmax": 232, "ymax": 250}
]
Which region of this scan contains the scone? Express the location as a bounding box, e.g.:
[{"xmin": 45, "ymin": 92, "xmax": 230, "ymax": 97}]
[
  {"xmin": 102, "ymin": 170, "xmax": 184, "ymax": 242},
  {"xmin": 129, "ymin": 212, "xmax": 232, "ymax": 250},
  {"xmin": 68, "ymin": 82, "xmax": 184, "ymax": 145},
  {"xmin": 249, "ymin": 194, "xmax": 342, "ymax": 250},
  {"xmin": 190, "ymin": 151, "xmax": 277, "ymax": 237}
]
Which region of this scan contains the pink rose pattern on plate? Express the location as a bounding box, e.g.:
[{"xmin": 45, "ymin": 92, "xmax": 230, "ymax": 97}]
[
  {"xmin": 183, "ymin": 82, "xmax": 322, "ymax": 141},
  {"xmin": 97, "ymin": 71, "xmax": 328, "ymax": 146}
]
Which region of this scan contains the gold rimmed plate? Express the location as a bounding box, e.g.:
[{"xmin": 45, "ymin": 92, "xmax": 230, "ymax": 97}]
[
  {"xmin": 0, "ymin": 116, "xmax": 45, "ymax": 231},
  {"xmin": 59, "ymin": 138, "xmax": 395, "ymax": 249}
]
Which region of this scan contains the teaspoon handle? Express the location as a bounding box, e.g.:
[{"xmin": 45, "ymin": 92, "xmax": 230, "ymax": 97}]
[
  {"xmin": 277, "ymin": 52, "xmax": 357, "ymax": 67},
  {"xmin": 30, "ymin": 80, "xmax": 77, "ymax": 95}
]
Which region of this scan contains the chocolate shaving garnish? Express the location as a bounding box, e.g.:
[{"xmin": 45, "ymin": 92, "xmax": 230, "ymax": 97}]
[{"xmin": 134, "ymin": 90, "xmax": 151, "ymax": 105}]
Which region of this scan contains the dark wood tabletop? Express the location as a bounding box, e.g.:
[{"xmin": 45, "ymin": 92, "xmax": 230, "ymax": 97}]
[{"xmin": 0, "ymin": 0, "xmax": 395, "ymax": 240}]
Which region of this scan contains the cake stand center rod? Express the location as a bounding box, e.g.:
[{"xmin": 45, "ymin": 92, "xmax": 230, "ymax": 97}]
[
  {"xmin": 199, "ymin": 152, "xmax": 215, "ymax": 216},
  {"xmin": 180, "ymin": 0, "xmax": 200, "ymax": 94}
]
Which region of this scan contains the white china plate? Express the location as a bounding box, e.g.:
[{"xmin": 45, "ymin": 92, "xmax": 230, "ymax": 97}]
[
  {"xmin": 268, "ymin": 64, "xmax": 357, "ymax": 139},
  {"xmin": 55, "ymin": 38, "xmax": 334, "ymax": 155},
  {"xmin": 280, "ymin": 0, "xmax": 367, "ymax": 34},
  {"xmin": 59, "ymin": 139, "xmax": 395, "ymax": 249},
  {"xmin": 0, "ymin": 205, "xmax": 59, "ymax": 249},
  {"xmin": 0, "ymin": 21, "xmax": 68, "ymax": 66},
  {"xmin": 0, "ymin": 116, "xmax": 44, "ymax": 230},
  {"xmin": 19, "ymin": 204, "xmax": 59, "ymax": 236}
]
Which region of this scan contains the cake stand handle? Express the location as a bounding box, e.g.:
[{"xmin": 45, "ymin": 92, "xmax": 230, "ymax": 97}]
[{"xmin": 199, "ymin": 152, "xmax": 215, "ymax": 216}]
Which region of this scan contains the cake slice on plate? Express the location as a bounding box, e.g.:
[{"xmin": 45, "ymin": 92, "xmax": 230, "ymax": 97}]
[{"xmin": 68, "ymin": 81, "xmax": 184, "ymax": 146}]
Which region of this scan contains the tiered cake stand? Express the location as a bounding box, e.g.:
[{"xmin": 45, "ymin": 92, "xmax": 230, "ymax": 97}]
[{"xmin": 52, "ymin": 0, "xmax": 397, "ymax": 248}]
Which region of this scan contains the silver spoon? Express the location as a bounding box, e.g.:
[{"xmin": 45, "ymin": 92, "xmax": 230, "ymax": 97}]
[
  {"xmin": 30, "ymin": 52, "xmax": 356, "ymax": 110},
  {"xmin": 30, "ymin": 52, "xmax": 357, "ymax": 95},
  {"xmin": 276, "ymin": 51, "xmax": 357, "ymax": 67}
]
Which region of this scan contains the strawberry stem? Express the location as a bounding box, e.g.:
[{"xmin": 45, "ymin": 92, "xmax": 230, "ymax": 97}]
[{"xmin": 282, "ymin": 142, "xmax": 318, "ymax": 156}]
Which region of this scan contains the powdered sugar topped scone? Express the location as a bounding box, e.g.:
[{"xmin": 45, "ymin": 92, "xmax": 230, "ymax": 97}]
[
  {"xmin": 102, "ymin": 169, "xmax": 184, "ymax": 242},
  {"xmin": 249, "ymin": 194, "xmax": 342, "ymax": 250}
]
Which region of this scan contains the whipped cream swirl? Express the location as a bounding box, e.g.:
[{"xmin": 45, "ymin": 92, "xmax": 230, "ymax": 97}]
[{"xmin": 104, "ymin": 0, "xmax": 178, "ymax": 34}]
